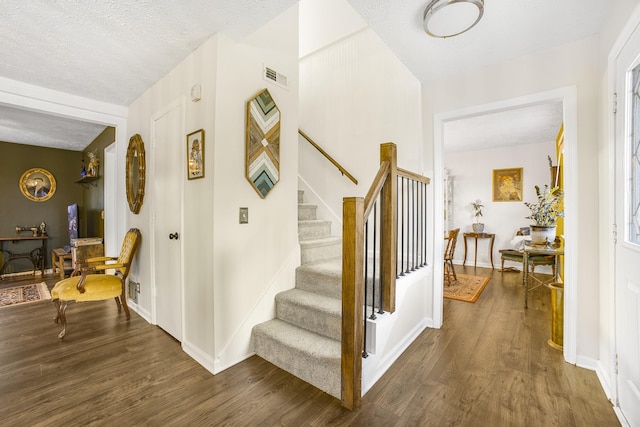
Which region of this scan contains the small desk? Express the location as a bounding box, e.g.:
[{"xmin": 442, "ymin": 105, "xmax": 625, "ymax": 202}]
[
  {"xmin": 462, "ymin": 232, "xmax": 495, "ymax": 268},
  {"xmin": 0, "ymin": 236, "xmax": 48, "ymax": 279}
]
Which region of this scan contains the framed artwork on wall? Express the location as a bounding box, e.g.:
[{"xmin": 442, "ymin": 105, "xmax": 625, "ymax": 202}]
[
  {"xmin": 492, "ymin": 167, "xmax": 523, "ymax": 202},
  {"xmin": 187, "ymin": 129, "xmax": 205, "ymax": 180},
  {"xmin": 19, "ymin": 168, "xmax": 56, "ymax": 202}
]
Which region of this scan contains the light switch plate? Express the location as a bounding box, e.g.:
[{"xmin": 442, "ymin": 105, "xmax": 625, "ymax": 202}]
[{"xmin": 239, "ymin": 207, "xmax": 248, "ymax": 224}]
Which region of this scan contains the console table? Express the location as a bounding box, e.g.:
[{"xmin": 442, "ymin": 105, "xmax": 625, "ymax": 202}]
[
  {"xmin": 0, "ymin": 236, "xmax": 48, "ymax": 279},
  {"xmin": 462, "ymin": 232, "xmax": 495, "ymax": 268}
]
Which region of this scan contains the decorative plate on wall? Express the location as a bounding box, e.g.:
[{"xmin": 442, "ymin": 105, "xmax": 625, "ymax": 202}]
[
  {"xmin": 246, "ymin": 88, "xmax": 280, "ymax": 198},
  {"xmin": 19, "ymin": 168, "xmax": 56, "ymax": 202}
]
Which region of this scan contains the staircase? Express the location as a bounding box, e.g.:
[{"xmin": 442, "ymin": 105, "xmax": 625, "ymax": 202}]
[{"xmin": 251, "ymin": 190, "xmax": 343, "ymax": 398}]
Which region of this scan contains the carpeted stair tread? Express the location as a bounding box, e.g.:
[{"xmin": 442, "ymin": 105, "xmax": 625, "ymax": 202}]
[
  {"xmin": 276, "ymin": 289, "xmax": 341, "ymax": 340},
  {"xmin": 252, "ymin": 319, "xmax": 341, "ymax": 398},
  {"xmin": 299, "ymin": 237, "xmax": 341, "ymax": 265},
  {"xmin": 298, "ymin": 203, "xmax": 318, "ymax": 221},
  {"xmin": 298, "ymin": 220, "xmax": 332, "ymax": 241},
  {"xmin": 298, "ymin": 236, "xmax": 342, "ymax": 247},
  {"xmin": 295, "ymin": 258, "xmax": 342, "ymax": 299}
]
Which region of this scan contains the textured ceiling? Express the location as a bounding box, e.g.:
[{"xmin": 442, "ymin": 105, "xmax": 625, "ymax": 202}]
[
  {"xmin": 347, "ymin": 0, "xmax": 609, "ymax": 83},
  {"xmin": 444, "ymin": 102, "xmax": 564, "ymax": 153},
  {"xmin": 0, "ymin": 0, "xmax": 608, "ymax": 151}
]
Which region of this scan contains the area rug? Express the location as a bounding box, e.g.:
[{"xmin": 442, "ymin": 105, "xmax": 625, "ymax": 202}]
[
  {"xmin": 444, "ymin": 274, "xmax": 490, "ymax": 303},
  {"xmin": 0, "ymin": 282, "xmax": 51, "ymax": 307}
]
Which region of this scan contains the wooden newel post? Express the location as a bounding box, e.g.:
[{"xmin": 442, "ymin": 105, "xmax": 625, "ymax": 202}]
[
  {"xmin": 341, "ymin": 196, "xmax": 364, "ymax": 410},
  {"xmin": 380, "ymin": 143, "xmax": 397, "ymax": 313}
]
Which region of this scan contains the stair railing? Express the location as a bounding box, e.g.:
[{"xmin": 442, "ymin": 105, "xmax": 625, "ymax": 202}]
[
  {"xmin": 341, "ymin": 142, "xmax": 430, "ymax": 410},
  {"xmin": 299, "ymin": 129, "xmax": 358, "ymax": 185}
]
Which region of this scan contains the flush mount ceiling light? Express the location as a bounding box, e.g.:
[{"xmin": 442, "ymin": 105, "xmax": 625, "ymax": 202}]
[{"xmin": 423, "ymin": 0, "xmax": 484, "ymax": 38}]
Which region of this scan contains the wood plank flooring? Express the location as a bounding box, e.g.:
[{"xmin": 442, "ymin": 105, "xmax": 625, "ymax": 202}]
[{"xmin": 0, "ymin": 267, "xmax": 619, "ymax": 426}]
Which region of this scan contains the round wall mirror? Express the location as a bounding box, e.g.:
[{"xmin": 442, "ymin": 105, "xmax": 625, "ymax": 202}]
[
  {"xmin": 19, "ymin": 168, "xmax": 56, "ymax": 202},
  {"xmin": 126, "ymin": 134, "xmax": 146, "ymax": 214}
]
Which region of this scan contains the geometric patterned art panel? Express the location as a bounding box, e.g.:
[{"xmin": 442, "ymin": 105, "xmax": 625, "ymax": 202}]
[{"xmin": 246, "ymin": 88, "xmax": 280, "ymax": 198}]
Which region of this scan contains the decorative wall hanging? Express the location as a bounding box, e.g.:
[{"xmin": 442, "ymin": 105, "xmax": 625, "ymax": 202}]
[
  {"xmin": 246, "ymin": 88, "xmax": 280, "ymax": 198},
  {"xmin": 126, "ymin": 134, "xmax": 146, "ymax": 214},
  {"xmin": 19, "ymin": 168, "xmax": 56, "ymax": 202},
  {"xmin": 492, "ymin": 167, "xmax": 523, "ymax": 202},
  {"xmin": 186, "ymin": 129, "xmax": 205, "ymax": 180}
]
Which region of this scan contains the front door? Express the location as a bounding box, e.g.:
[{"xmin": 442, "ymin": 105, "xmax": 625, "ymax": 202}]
[
  {"xmin": 152, "ymin": 100, "xmax": 184, "ymax": 341},
  {"xmin": 615, "ymin": 22, "xmax": 640, "ymax": 426}
]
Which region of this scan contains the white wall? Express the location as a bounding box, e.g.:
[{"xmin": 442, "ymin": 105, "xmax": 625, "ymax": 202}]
[
  {"xmin": 126, "ymin": 5, "xmax": 299, "ymax": 374},
  {"xmin": 299, "ymin": 27, "xmax": 424, "ymax": 225},
  {"xmin": 424, "ymin": 36, "xmax": 600, "ymax": 360},
  {"xmin": 211, "ymin": 7, "xmax": 299, "ymax": 372},
  {"xmin": 445, "ymin": 141, "xmax": 555, "ymax": 267}
]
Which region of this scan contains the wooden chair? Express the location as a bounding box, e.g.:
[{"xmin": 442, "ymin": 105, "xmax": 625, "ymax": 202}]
[
  {"xmin": 51, "ymin": 228, "xmax": 141, "ymax": 339},
  {"xmin": 444, "ymin": 228, "xmax": 460, "ymax": 284}
]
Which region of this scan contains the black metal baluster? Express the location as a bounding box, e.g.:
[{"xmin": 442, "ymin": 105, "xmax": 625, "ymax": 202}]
[
  {"xmin": 424, "ymin": 181, "xmax": 428, "ymax": 266},
  {"xmin": 400, "ymin": 177, "xmax": 405, "ymax": 276},
  {"xmin": 412, "ymin": 179, "xmax": 417, "ymax": 271},
  {"xmin": 363, "ymin": 217, "xmax": 369, "ymax": 358},
  {"xmin": 379, "ymin": 184, "xmax": 385, "ymax": 315},
  {"xmin": 405, "ymin": 178, "xmax": 410, "ymax": 274},
  {"xmin": 396, "ymin": 176, "xmax": 400, "ymax": 278},
  {"xmin": 371, "ymin": 200, "xmax": 377, "ymax": 320}
]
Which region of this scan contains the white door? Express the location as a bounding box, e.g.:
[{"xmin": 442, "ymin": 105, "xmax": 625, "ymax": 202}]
[
  {"xmin": 152, "ymin": 100, "xmax": 184, "ymax": 341},
  {"xmin": 615, "ymin": 23, "xmax": 640, "ymax": 426}
]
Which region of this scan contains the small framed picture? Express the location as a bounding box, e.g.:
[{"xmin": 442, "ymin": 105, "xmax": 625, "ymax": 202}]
[
  {"xmin": 186, "ymin": 129, "xmax": 205, "ymax": 180},
  {"xmin": 492, "ymin": 167, "xmax": 523, "ymax": 202}
]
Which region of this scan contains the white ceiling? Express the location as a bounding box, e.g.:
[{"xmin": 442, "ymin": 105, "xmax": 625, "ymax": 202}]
[{"xmin": 0, "ymin": 0, "xmax": 608, "ymax": 151}]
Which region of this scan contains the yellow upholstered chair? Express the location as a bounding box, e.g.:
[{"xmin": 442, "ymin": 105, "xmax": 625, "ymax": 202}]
[{"xmin": 51, "ymin": 228, "xmax": 141, "ymax": 339}]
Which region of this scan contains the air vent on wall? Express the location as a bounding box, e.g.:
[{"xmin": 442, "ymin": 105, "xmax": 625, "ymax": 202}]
[{"xmin": 263, "ymin": 65, "xmax": 288, "ymax": 89}]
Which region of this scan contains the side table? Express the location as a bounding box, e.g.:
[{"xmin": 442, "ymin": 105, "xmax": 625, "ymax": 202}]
[
  {"xmin": 462, "ymin": 232, "xmax": 495, "ymax": 268},
  {"xmin": 52, "ymin": 248, "xmax": 72, "ymax": 279}
]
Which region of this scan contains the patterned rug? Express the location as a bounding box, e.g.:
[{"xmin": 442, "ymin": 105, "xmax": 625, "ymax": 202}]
[
  {"xmin": 444, "ymin": 274, "xmax": 490, "ymax": 303},
  {"xmin": 0, "ymin": 282, "xmax": 51, "ymax": 307}
]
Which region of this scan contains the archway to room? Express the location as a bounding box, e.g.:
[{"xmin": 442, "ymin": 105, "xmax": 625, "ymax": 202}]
[
  {"xmin": 0, "ymin": 81, "xmax": 129, "ymax": 258},
  {"xmin": 433, "ymin": 87, "xmax": 578, "ymax": 364}
]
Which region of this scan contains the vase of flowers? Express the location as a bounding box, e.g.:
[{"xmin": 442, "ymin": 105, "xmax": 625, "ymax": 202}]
[
  {"xmin": 471, "ymin": 199, "xmax": 484, "ymax": 233},
  {"xmin": 524, "ymin": 185, "xmax": 564, "ymax": 245}
]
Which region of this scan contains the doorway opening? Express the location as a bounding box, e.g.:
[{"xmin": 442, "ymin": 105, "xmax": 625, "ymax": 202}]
[{"xmin": 433, "ymin": 87, "xmax": 578, "ymax": 364}]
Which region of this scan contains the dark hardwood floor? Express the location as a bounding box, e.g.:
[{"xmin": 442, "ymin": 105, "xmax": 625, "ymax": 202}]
[{"xmin": 0, "ymin": 267, "xmax": 619, "ymax": 426}]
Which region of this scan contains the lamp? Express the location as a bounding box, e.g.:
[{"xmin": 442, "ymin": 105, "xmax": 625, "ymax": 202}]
[{"xmin": 423, "ymin": 0, "xmax": 484, "ymax": 38}]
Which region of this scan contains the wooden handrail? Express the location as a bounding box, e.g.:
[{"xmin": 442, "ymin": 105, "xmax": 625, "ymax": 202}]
[
  {"xmin": 298, "ymin": 129, "xmax": 358, "ymax": 185},
  {"xmin": 398, "ymin": 167, "xmax": 430, "ymax": 184},
  {"xmin": 363, "ymin": 160, "xmax": 390, "ymax": 218}
]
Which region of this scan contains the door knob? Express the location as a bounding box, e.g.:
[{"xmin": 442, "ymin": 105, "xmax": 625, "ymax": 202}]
[{"xmin": 169, "ymin": 232, "xmax": 179, "ymax": 240}]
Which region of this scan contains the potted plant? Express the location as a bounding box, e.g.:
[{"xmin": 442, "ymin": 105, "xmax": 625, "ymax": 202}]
[
  {"xmin": 471, "ymin": 199, "xmax": 484, "ymax": 233},
  {"xmin": 524, "ymin": 184, "xmax": 564, "ymax": 245}
]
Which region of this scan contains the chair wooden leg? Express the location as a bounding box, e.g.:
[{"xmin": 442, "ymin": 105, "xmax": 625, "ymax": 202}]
[
  {"xmin": 58, "ymin": 301, "xmax": 69, "ymax": 339},
  {"xmin": 121, "ymin": 295, "xmax": 130, "ymax": 320},
  {"xmin": 114, "ymin": 296, "xmax": 122, "ymax": 312},
  {"xmin": 52, "ymin": 299, "xmax": 61, "ymax": 324}
]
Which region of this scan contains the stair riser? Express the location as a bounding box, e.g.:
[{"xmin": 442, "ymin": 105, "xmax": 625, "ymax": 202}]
[
  {"xmin": 298, "ymin": 205, "xmax": 317, "ymax": 221},
  {"xmin": 252, "ymin": 330, "xmax": 340, "ymax": 398},
  {"xmin": 298, "ymin": 221, "xmax": 331, "ymax": 241},
  {"xmin": 295, "ymin": 266, "xmax": 342, "ymax": 299},
  {"xmin": 300, "ymin": 242, "xmax": 341, "ymax": 265},
  {"xmin": 276, "ymin": 298, "xmax": 341, "ymax": 341}
]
